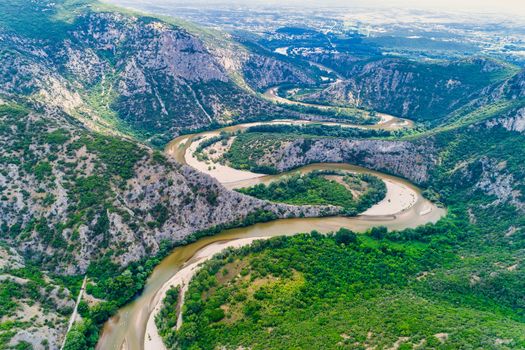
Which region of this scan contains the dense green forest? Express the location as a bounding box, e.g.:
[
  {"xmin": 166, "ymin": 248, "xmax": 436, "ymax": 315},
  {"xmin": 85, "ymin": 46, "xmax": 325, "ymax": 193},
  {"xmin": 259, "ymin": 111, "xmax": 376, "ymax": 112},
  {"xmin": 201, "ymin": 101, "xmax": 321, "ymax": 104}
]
[
  {"xmin": 158, "ymin": 220, "xmax": 525, "ymax": 349},
  {"xmin": 1, "ymin": 0, "xmax": 524, "ymax": 349},
  {"xmin": 237, "ymin": 171, "xmax": 386, "ymax": 215}
]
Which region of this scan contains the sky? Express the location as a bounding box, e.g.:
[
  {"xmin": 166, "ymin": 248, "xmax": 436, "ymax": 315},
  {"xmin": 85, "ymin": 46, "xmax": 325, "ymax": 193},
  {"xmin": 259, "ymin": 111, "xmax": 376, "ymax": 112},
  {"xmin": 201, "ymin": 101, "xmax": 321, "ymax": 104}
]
[
  {"xmin": 106, "ymin": 0, "xmax": 525, "ymax": 17},
  {"xmin": 306, "ymin": 0, "xmax": 525, "ymax": 16}
]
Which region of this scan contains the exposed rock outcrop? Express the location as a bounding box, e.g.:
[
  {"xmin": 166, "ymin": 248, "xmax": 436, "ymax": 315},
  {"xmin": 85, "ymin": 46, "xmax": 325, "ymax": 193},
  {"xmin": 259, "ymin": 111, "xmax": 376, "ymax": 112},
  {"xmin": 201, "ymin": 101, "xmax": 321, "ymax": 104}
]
[
  {"xmin": 0, "ymin": 106, "xmax": 336, "ymax": 274},
  {"xmin": 296, "ymin": 57, "xmax": 515, "ymax": 122},
  {"xmin": 252, "ymin": 138, "xmax": 436, "ymax": 184},
  {"xmin": 485, "ymin": 106, "xmax": 525, "ymax": 134},
  {"xmin": 1, "ymin": 12, "xmax": 313, "ymax": 143}
]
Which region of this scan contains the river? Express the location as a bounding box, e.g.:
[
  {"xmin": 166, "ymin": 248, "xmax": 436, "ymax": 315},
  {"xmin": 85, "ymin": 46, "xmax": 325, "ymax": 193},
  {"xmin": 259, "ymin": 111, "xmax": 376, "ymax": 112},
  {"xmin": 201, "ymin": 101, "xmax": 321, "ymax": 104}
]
[
  {"xmin": 262, "ymin": 86, "xmax": 414, "ymax": 130},
  {"xmin": 97, "ymin": 119, "xmax": 444, "ymax": 350}
]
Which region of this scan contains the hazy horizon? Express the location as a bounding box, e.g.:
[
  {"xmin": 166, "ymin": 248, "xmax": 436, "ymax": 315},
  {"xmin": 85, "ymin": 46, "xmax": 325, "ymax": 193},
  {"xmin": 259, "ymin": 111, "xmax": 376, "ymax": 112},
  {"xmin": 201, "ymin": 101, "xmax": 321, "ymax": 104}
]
[{"xmin": 104, "ymin": 0, "xmax": 525, "ymax": 18}]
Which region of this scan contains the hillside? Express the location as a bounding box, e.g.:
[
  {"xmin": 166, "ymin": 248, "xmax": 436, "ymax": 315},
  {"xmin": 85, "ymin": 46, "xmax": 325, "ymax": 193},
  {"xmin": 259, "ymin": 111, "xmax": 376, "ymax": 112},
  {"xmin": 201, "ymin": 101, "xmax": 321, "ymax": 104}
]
[
  {"xmin": 237, "ymin": 27, "xmax": 518, "ymax": 124},
  {"xmin": 293, "ymin": 56, "xmax": 518, "ymax": 123},
  {"xmin": 0, "ymin": 2, "xmax": 342, "ymax": 346},
  {"xmin": 0, "ymin": 0, "xmax": 524, "ymax": 349},
  {"xmin": 0, "ymin": 245, "xmax": 76, "ymax": 350},
  {"xmin": 162, "ymin": 230, "xmax": 525, "ymax": 349},
  {"xmin": 0, "ymin": 0, "xmax": 324, "ymax": 146},
  {"xmin": 155, "ymin": 71, "xmax": 525, "ymax": 350}
]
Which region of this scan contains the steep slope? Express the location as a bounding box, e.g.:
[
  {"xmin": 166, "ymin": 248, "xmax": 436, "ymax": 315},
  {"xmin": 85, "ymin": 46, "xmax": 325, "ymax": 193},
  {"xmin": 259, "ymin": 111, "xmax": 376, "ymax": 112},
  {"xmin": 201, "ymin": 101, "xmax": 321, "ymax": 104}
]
[
  {"xmin": 166, "ymin": 73, "xmax": 525, "ymax": 350},
  {"xmin": 0, "ymin": 246, "xmax": 76, "ymax": 350},
  {"xmin": 0, "ymin": 103, "xmax": 331, "ymax": 274},
  {"xmin": 0, "ymin": 99, "xmax": 339, "ymax": 349},
  {"xmin": 0, "ymin": 2, "xmax": 342, "ymax": 348},
  {"xmin": 231, "ymin": 37, "xmax": 322, "ymax": 91},
  {"xmin": 1, "ymin": 1, "xmax": 524, "ymax": 349},
  {"xmin": 227, "ymin": 99, "xmax": 525, "ymax": 208},
  {"xmin": 0, "ymin": 1, "xmax": 325, "ymax": 146},
  {"xmin": 300, "ymin": 56, "xmax": 517, "ymax": 123}
]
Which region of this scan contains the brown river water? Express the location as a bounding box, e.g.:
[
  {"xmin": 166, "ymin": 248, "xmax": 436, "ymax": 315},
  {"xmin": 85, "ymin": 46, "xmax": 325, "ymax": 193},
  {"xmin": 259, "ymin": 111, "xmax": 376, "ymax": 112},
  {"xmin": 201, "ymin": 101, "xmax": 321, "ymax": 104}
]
[{"xmin": 97, "ymin": 120, "xmax": 445, "ymax": 350}]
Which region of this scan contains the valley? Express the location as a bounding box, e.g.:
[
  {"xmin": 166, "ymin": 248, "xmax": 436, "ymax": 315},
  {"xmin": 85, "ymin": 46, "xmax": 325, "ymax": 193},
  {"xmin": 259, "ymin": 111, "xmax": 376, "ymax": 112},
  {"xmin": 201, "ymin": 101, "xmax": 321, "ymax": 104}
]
[
  {"xmin": 99, "ymin": 122, "xmax": 445, "ymax": 350},
  {"xmin": 0, "ymin": 0, "xmax": 523, "ymax": 349},
  {"xmin": 95, "ymin": 103, "xmax": 441, "ymax": 349}
]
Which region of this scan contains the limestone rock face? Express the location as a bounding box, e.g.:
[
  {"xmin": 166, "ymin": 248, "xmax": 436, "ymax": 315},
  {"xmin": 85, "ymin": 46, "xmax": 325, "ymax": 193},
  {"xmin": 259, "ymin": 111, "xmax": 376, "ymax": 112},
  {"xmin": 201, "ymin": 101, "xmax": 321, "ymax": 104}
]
[
  {"xmin": 0, "ymin": 12, "xmax": 310, "ymax": 141},
  {"xmin": 250, "ymin": 137, "xmax": 436, "ymax": 184},
  {"xmin": 486, "ymin": 107, "xmax": 525, "ymax": 134},
  {"xmin": 241, "ymin": 53, "xmax": 317, "ymax": 90},
  {"xmin": 297, "ymin": 56, "xmax": 516, "ymax": 122},
  {"xmin": 0, "ymin": 107, "xmax": 337, "ymax": 275},
  {"xmin": 486, "ymin": 68, "xmax": 525, "ymax": 101}
]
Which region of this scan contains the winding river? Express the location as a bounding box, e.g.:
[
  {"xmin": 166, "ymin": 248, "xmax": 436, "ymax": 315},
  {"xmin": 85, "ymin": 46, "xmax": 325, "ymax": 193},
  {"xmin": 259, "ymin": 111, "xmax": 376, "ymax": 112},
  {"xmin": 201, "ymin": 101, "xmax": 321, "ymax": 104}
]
[
  {"xmin": 97, "ymin": 117, "xmax": 445, "ymax": 350},
  {"xmin": 262, "ymin": 86, "xmax": 414, "ymax": 130}
]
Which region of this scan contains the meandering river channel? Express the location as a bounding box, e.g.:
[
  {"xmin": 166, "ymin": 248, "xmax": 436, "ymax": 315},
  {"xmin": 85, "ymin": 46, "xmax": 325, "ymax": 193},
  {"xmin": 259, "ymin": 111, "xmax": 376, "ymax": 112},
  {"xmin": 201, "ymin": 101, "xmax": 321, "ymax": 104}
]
[{"xmin": 97, "ymin": 117, "xmax": 444, "ymax": 350}]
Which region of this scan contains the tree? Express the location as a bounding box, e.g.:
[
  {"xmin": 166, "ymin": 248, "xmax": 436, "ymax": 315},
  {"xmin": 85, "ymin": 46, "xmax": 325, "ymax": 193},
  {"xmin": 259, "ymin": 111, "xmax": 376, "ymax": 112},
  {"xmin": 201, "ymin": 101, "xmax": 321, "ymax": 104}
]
[
  {"xmin": 63, "ymin": 326, "xmax": 87, "ymax": 350},
  {"xmin": 370, "ymin": 226, "xmax": 388, "ymax": 239},
  {"xmin": 335, "ymin": 228, "xmax": 357, "ymax": 245}
]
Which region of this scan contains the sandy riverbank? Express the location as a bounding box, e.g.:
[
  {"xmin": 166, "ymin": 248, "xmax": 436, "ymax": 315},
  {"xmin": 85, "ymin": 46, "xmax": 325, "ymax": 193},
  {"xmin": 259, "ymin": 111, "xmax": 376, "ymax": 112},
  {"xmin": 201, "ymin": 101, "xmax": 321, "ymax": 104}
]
[
  {"xmin": 142, "ymin": 174, "xmax": 422, "ymax": 348},
  {"xmin": 185, "ymin": 134, "xmax": 265, "ymax": 183},
  {"xmin": 144, "ymin": 237, "xmax": 269, "ymax": 350},
  {"xmin": 98, "ymin": 118, "xmax": 443, "ymax": 350},
  {"xmin": 186, "ymin": 130, "xmax": 418, "ymax": 216},
  {"xmin": 361, "ymin": 179, "xmax": 417, "ymax": 216}
]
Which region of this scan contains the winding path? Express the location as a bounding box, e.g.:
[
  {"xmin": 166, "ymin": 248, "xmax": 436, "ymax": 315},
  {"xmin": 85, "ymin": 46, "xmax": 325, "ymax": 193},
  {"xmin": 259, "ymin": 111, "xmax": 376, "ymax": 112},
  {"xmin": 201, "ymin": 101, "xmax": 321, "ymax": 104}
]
[
  {"xmin": 60, "ymin": 276, "xmax": 87, "ymax": 350},
  {"xmin": 262, "ymin": 86, "xmax": 413, "ymax": 130}
]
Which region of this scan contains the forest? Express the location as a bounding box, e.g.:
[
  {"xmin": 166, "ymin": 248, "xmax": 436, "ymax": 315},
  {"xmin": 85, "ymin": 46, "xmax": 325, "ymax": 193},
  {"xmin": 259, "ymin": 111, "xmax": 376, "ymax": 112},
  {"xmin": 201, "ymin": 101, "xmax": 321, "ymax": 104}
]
[
  {"xmin": 157, "ymin": 217, "xmax": 525, "ymax": 349},
  {"xmin": 236, "ymin": 171, "xmax": 386, "ymax": 215},
  {"xmin": 154, "ymin": 110, "xmax": 525, "ymax": 350}
]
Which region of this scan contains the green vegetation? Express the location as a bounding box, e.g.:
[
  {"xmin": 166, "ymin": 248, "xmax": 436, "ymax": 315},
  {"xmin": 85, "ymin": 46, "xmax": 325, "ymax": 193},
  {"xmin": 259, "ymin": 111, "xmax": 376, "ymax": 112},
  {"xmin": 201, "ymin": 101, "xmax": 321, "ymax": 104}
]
[
  {"xmin": 158, "ymin": 219, "xmax": 525, "ymax": 349},
  {"xmin": 237, "ymin": 171, "xmax": 386, "ymax": 215},
  {"xmin": 62, "ymin": 240, "xmax": 177, "ymax": 350},
  {"xmin": 0, "ymin": 265, "xmax": 75, "ymax": 348},
  {"xmin": 0, "ymin": 102, "xmax": 155, "ymax": 347},
  {"xmin": 195, "ymin": 131, "xmax": 233, "ymax": 154},
  {"xmin": 411, "ymin": 98, "xmax": 525, "ymax": 138},
  {"xmin": 269, "ymin": 97, "xmax": 380, "ymax": 125},
  {"xmin": 225, "ymin": 132, "xmax": 301, "ymax": 174},
  {"xmin": 312, "ymin": 56, "xmax": 518, "ymax": 123},
  {"xmin": 156, "ymin": 90, "xmax": 525, "ymax": 349},
  {"xmin": 224, "ymin": 125, "xmax": 398, "ymax": 175},
  {"xmin": 245, "ymin": 123, "xmax": 393, "ymax": 138},
  {"xmin": 62, "ymin": 208, "xmax": 287, "ymax": 349},
  {"xmin": 0, "ymin": 0, "xmax": 92, "ymax": 40},
  {"xmin": 81, "ymin": 135, "xmax": 146, "ymax": 180},
  {"xmin": 1, "ymin": 1, "xmax": 524, "ymax": 349},
  {"xmin": 155, "ymin": 286, "xmax": 181, "ymax": 341}
]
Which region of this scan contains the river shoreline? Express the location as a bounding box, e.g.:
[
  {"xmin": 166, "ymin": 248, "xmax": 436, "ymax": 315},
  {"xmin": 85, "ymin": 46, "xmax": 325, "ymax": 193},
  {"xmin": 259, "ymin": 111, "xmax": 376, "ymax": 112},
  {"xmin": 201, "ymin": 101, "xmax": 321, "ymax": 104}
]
[
  {"xmin": 178, "ymin": 124, "xmax": 420, "ymax": 216},
  {"xmin": 143, "ymin": 237, "xmax": 270, "ymax": 350}
]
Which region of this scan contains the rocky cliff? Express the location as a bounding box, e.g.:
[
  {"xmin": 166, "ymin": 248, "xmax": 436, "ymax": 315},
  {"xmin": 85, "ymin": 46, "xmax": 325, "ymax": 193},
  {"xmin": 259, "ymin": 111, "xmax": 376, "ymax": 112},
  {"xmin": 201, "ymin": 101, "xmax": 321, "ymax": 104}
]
[
  {"xmin": 231, "ymin": 101, "xmax": 524, "ymax": 210},
  {"xmin": 299, "ymin": 56, "xmax": 516, "ymax": 123},
  {"xmin": 241, "ymin": 53, "xmax": 318, "ymax": 90},
  {"xmin": 0, "ymin": 8, "xmax": 320, "ymax": 145},
  {"xmin": 0, "ymin": 104, "xmax": 337, "ymax": 274},
  {"xmin": 253, "ymin": 138, "xmax": 436, "ymax": 184}
]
